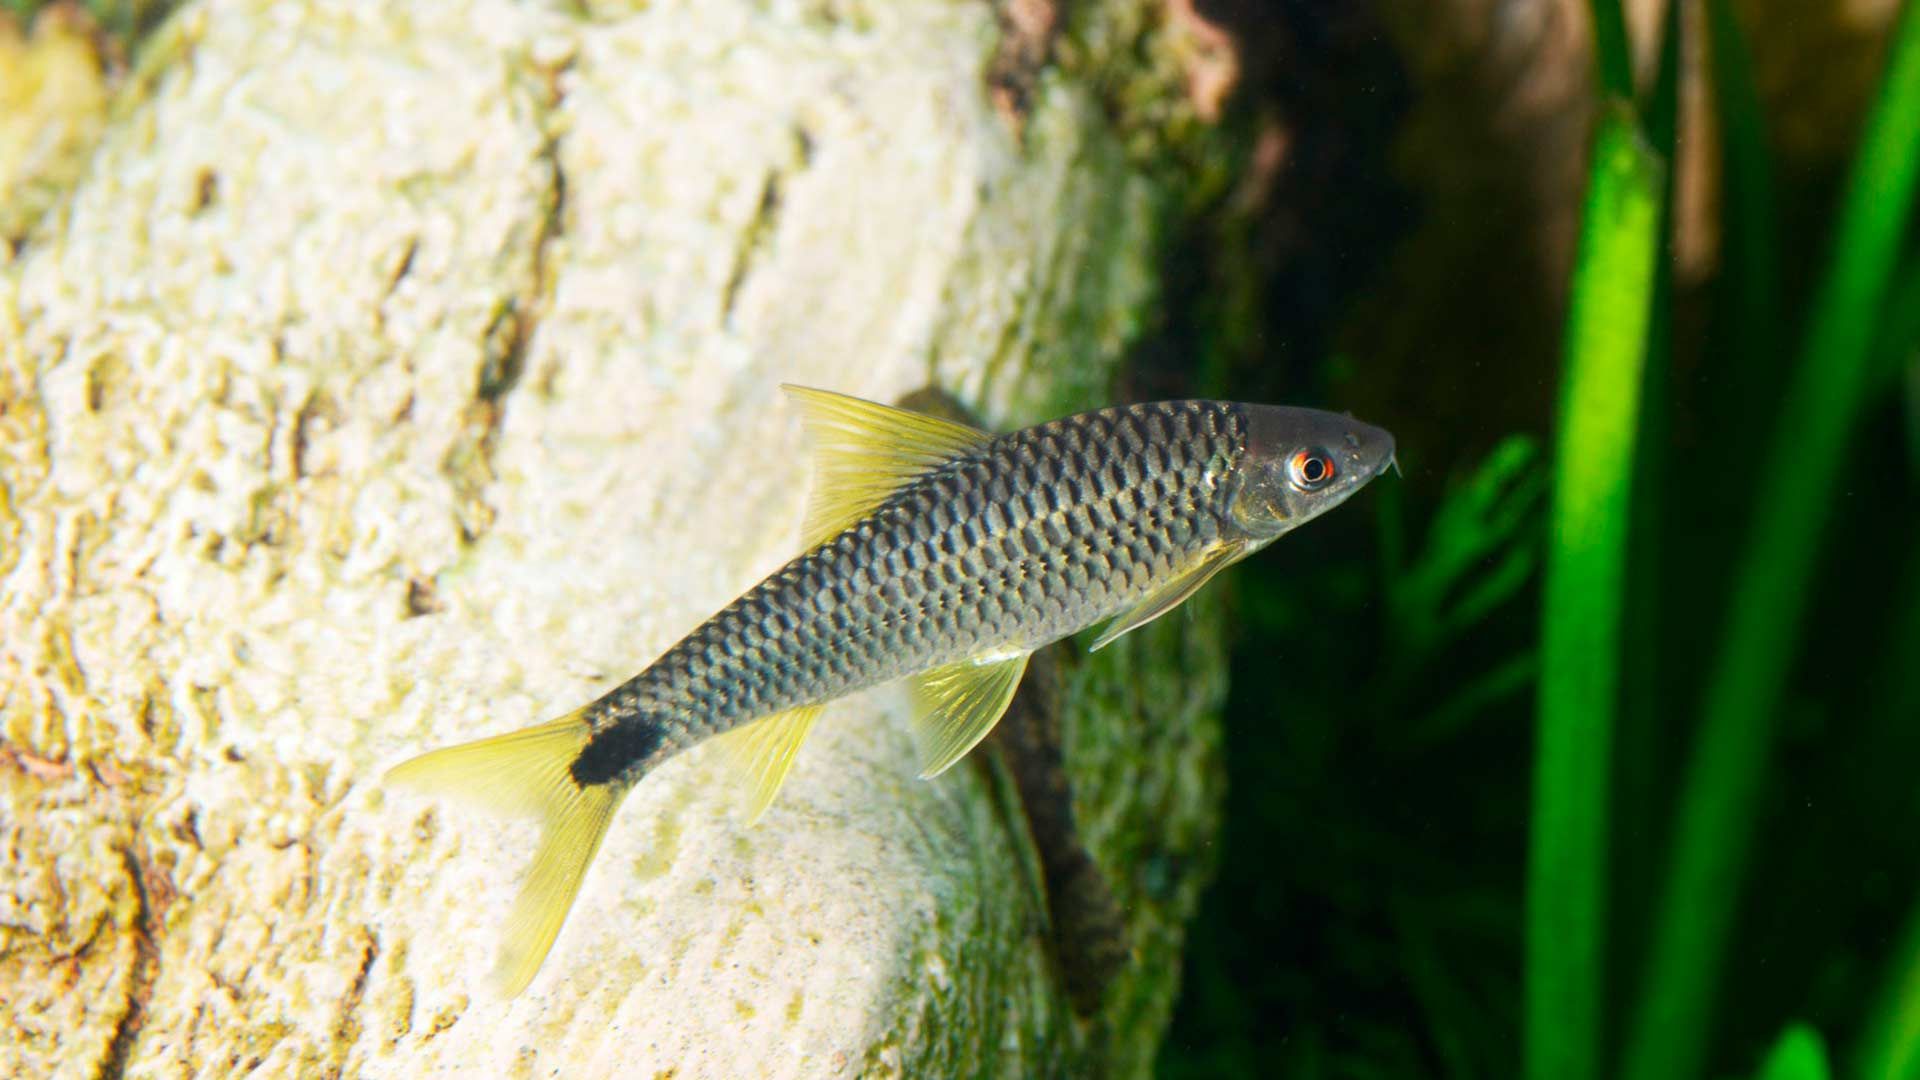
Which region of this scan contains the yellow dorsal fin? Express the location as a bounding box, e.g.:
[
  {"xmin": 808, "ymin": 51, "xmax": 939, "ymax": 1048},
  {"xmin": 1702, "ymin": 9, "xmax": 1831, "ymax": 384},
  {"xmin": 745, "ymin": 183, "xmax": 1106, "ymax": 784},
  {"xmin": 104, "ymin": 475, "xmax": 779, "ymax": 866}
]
[
  {"xmin": 712, "ymin": 703, "xmax": 825, "ymax": 823},
  {"xmin": 782, "ymin": 385, "xmax": 993, "ymax": 549},
  {"xmin": 1089, "ymin": 541, "xmax": 1250, "ymax": 652},
  {"xmin": 385, "ymin": 708, "xmax": 624, "ymax": 997},
  {"xmin": 908, "ymin": 651, "xmax": 1031, "ymax": 778}
]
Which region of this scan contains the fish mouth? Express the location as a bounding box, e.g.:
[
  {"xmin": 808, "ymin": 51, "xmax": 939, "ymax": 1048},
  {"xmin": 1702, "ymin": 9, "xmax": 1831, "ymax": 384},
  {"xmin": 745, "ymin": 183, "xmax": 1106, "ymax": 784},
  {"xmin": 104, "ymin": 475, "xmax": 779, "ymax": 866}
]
[{"xmin": 1351, "ymin": 425, "xmax": 1398, "ymax": 485}]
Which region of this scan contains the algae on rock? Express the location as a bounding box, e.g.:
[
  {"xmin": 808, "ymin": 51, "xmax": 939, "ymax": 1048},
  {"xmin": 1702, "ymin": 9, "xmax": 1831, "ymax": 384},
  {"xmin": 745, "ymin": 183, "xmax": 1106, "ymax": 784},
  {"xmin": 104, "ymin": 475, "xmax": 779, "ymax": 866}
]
[{"xmin": 0, "ymin": 0, "xmax": 1230, "ymax": 1075}]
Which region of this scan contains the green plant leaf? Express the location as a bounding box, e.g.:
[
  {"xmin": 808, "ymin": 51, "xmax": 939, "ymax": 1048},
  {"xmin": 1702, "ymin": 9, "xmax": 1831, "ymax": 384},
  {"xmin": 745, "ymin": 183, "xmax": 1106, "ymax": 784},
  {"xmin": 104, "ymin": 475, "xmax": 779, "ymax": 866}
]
[
  {"xmin": 1376, "ymin": 435, "xmax": 1544, "ymax": 740},
  {"xmin": 1384, "ymin": 435, "xmax": 1544, "ymax": 665},
  {"xmin": 1525, "ymin": 101, "xmax": 1665, "ymax": 1080},
  {"xmin": 1754, "ymin": 1024, "xmax": 1831, "ymax": 1080},
  {"xmin": 1623, "ymin": 5, "xmax": 1920, "ymax": 1079}
]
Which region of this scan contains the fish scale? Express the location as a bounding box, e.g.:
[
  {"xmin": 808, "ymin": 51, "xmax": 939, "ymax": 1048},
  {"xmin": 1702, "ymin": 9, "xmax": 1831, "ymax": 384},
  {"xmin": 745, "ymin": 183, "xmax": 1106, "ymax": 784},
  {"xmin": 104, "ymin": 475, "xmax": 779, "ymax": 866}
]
[
  {"xmin": 576, "ymin": 401, "xmax": 1249, "ymax": 781},
  {"xmin": 385, "ymin": 385, "xmax": 1394, "ymax": 996}
]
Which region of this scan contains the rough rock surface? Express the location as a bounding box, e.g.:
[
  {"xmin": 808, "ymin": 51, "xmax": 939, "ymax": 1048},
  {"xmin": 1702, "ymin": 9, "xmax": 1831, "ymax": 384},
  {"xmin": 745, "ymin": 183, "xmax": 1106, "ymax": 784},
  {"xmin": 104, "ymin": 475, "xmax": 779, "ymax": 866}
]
[
  {"xmin": 0, "ymin": 0, "xmax": 1227, "ymax": 1076},
  {"xmin": 0, "ymin": 6, "xmax": 110, "ymax": 247}
]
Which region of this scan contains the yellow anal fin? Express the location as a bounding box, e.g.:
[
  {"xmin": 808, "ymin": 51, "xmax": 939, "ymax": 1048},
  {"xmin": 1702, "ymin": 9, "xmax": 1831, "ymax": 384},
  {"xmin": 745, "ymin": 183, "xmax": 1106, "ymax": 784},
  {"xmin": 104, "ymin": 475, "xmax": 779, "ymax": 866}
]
[
  {"xmin": 909, "ymin": 652, "xmax": 1031, "ymax": 779},
  {"xmin": 712, "ymin": 703, "xmax": 825, "ymax": 823},
  {"xmin": 782, "ymin": 384, "xmax": 993, "ymax": 549},
  {"xmin": 385, "ymin": 709, "xmax": 625, "ymax": 998},
  {"xmin": 1089, "ymin": 541, "xmax": 1250, "ymax": 652}
]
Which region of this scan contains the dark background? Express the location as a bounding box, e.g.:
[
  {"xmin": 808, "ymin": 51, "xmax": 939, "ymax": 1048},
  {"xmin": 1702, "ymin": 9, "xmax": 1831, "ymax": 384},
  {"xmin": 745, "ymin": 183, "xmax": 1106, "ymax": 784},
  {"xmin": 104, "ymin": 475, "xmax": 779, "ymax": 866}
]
[{"xmin": 1140, "ymin": 1, "xmax": 1920, "ymax": 1077}]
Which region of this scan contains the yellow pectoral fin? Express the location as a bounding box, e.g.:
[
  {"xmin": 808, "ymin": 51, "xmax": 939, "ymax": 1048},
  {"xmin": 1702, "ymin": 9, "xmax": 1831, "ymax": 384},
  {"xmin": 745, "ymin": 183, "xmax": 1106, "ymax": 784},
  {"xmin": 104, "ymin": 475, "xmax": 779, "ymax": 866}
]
[
  {"xmin": 782, "ymin": 385, "xmax": 994, "ymax": 549},
  {"xmin": 1089, "ymin": 541, "xmax": 1251, "ymax": 652},
  {"xmin": 908, "ymin": 652, "xmax": 1031, "ymax": 779},
  {"xmin": 712, "ymin": 703, "xmax": 825, "ymax": 824}
]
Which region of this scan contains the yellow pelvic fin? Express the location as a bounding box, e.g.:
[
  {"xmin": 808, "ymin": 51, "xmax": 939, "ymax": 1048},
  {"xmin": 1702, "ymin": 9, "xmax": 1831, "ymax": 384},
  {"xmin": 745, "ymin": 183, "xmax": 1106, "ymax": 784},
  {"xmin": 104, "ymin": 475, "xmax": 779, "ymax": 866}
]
[
  {"xmin": 1089, "ymin": 541, "xmax": 1250, "ymax": 652},
  {"xmin": 712, "ymin": 703, "xmax": 825, "ymax": 824},
  {"xmin": 782, "ymin": 384, "xmax": 993, "ymax": 549},
  {"xmin": 385, "ymin": 709, "xmax": 624, "ymax": 998},
  {"xmin": 908, "ymin": 652, "xmax": 1031, "ymax": 779}
]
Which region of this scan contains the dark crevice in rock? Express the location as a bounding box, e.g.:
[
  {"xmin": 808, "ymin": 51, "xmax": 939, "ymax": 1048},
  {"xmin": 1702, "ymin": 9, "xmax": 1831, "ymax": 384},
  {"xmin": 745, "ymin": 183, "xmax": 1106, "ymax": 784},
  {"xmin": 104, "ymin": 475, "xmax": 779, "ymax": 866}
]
[
  {"xmin": 376, "ymin": 235, "xmax": 420, "ymax": 320},
  {"xmin": 721, "ymin": 168, "xmax": 785, "ymax": 329},
  {"xmin": 992, "ymin": 646, "xmax": 1128, "ymax": 1018},
  {"xmin": 475, "ymin": 299, "xmax": 530, "ymax": 405},
  {"xmin": 325, "ymin": 929, "xmax": 380, "ymax": 1078},
  {"xmin": 525, "ymin": 58, "xmax": 571, "ymax": 334},
  {"xmin": 721, "ymin": 125, "xmax": 809, "ymax": 330},
  {"xmin": 289, "ymin": 387, "xmax": 334, "ymax": 482},
  {"xmin": 441, "ymin": 57, "xmax": 573, "ymax": 544},
  {"xmin": 403, "ymin": 576, "xmax": 444, "ymax": 617},
  {"xmin": 96, "ymin": 845, "xmax": 162, "ymax": 1080},
  {"xmin": 190, "ymin": 167, "xmax": 219, "ymax": 214}
]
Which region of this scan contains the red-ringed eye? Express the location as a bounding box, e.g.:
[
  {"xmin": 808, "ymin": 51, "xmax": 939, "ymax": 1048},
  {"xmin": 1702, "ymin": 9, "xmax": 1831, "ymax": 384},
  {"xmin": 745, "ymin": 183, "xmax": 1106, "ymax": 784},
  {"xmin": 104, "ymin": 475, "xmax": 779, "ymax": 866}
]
[{"xmin": 1287, "ymin": 448, "xmax": 1335, "ymax": 491}]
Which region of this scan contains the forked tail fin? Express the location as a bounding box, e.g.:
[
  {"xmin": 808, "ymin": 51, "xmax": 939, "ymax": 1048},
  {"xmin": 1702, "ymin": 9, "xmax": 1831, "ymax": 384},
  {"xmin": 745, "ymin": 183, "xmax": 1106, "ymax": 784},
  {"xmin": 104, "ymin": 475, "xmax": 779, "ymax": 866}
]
[{"xmin": 385, "ymin": 709, "xmax": 625, "ymax": 997}]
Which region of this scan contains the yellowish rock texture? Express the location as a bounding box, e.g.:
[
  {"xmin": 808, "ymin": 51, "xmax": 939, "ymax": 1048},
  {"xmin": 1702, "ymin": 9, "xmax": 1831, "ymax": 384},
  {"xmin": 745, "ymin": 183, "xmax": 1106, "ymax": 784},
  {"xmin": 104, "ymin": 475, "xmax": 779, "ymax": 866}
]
[
  {"xmin": 0, "ymin": 0, "xmax": 1227, "ymax": 1075},
  {"xmin": 0, "ymin": 6, "xmax": 110, "ymax": 246}
]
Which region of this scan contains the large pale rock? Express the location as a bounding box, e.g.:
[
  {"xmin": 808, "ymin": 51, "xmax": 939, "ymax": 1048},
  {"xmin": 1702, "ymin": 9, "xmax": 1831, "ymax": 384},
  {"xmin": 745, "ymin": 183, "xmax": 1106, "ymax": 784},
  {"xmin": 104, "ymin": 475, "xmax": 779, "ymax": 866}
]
[{"xmin": 0, "ymin": 0, "xmax": 1227, "ymax": 1075}]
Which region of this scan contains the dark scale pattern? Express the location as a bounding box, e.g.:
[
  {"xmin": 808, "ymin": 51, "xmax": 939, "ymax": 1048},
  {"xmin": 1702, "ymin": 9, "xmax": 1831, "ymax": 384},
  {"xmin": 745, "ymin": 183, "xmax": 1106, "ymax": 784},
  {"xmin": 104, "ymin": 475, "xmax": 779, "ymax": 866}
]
[{"xmin": 574, "ymin": 400, "xmax": 1252, "ymax": 786}]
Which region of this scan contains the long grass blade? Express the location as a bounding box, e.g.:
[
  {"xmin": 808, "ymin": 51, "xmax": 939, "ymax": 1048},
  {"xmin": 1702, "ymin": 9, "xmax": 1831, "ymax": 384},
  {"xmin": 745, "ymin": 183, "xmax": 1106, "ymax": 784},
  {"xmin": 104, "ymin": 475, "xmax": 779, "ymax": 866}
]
[
  {"xmin": 1622, "ymin": 5, "xmax": 1920, "ymax": 1079},
  {"xmin": 1525, "ymin": 102, "xmax": 1664, "ymax": 1080},
  {"xmin": 1615, "ymin": 2, "xmax": 1684, "ymax": 1036},
  {"xmin": 1857, "ymin": 899, "xmax": 1920, "ymax": 1080},
  {"xmin": 1756, "ymin": 1025, "xmax": 1833, "ymax": 1080}
]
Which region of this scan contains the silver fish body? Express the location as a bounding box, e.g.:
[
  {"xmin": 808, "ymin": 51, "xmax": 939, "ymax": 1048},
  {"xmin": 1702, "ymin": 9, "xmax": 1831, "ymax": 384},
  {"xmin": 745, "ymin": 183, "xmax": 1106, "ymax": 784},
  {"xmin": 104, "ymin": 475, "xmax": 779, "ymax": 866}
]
[
  {"xmin": 579, "ymin": 400, "xmax": 1250, "ymax": 783},
  {"xmin": 388, "ymin": 387, "xmax": 1395, "ymax": 995}
]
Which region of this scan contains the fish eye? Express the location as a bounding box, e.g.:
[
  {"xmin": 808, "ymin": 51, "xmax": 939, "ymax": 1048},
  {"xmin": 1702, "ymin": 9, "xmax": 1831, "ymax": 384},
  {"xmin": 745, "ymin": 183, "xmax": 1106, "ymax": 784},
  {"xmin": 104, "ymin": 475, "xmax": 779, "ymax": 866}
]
[{"xmin": 1287, "ymin": 448, "xmax": 1336, "ymax": 491}]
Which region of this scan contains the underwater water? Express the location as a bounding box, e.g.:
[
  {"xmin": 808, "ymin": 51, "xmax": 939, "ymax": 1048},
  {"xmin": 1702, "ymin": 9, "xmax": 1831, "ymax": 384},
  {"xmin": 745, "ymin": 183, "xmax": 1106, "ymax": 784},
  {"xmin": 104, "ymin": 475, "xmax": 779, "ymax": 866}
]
[
  {"xmin": 5, "ymin": 0, "xmax": 1917, "ymax": 1075},
  {"xmin": 1159, "ymin": 2, "xmax": 1920, "ymax": 1078}
]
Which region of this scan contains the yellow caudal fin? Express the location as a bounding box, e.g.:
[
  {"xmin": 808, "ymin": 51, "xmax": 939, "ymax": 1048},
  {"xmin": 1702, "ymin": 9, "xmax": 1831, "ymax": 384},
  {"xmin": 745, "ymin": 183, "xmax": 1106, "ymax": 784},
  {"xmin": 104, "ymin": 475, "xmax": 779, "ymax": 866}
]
[
  {"xmin": 781, "ymin": 385, "xmax": 993, "ymax": 548},
  {"xmin": 712, "ymin": 703, "xmax": 825, "ymax": 823},
  {"xmin": 385, "ymin": 710, "xmax": 625, "ymax": 997},
  {"xmin": 907, "ymin": 652, "xmax": 1031, "ymax": 778}
]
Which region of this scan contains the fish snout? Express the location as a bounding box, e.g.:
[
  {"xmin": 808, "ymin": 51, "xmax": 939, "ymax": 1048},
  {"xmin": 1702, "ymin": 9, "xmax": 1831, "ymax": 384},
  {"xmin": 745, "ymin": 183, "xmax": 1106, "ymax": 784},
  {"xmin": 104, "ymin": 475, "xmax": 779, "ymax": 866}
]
[{"xmin": 1337, "ymin": 419, "xmax": 1397, "ymax": 482}]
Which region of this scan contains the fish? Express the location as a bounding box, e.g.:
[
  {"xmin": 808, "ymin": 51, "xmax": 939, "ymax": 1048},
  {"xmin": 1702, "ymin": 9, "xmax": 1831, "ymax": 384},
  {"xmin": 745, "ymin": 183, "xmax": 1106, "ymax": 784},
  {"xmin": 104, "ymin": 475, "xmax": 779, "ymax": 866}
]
[{"xmin": 386, "ymin": 385, "xmax": 1396, "ymax": 995}]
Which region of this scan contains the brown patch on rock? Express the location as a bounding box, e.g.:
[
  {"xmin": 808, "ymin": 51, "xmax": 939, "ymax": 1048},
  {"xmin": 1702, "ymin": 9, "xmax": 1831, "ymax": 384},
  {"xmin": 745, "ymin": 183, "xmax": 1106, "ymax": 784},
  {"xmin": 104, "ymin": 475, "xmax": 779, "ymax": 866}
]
[
  {"xmin": 988, "ymin": 0, "xmax": 1060, "ymax": 133},
  {"xmin": 1165, "ymin": 0, "xmax": 1240, "ymax": 122},
  {"xmin": 1, "ymin": 741, "xmax": 74, "ymax": 781}
]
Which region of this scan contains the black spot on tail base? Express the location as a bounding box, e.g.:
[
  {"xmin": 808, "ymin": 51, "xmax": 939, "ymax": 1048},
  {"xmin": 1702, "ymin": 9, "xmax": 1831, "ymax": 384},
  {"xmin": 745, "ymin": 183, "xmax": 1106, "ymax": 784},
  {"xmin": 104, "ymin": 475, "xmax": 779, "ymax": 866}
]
[{"xmin": 570, "ymin": 720, "xmax": 666, "ymax": 786}]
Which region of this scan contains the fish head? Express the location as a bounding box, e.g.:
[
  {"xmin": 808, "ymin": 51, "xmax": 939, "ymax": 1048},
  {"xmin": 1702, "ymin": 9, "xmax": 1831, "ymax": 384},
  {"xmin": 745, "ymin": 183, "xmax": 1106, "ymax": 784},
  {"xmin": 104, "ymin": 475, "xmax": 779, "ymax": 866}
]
[{"xmin": 1228, "ymin": 405, "xmax": 1396, "ymax": 541}]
